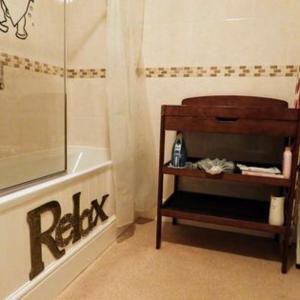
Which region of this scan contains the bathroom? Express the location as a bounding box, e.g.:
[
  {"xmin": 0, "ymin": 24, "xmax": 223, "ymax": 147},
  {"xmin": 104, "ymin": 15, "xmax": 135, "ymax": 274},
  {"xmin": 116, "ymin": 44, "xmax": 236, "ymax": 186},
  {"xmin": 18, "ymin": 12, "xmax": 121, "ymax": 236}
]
[{"xmin": 0, "ymin": 0, "xmax": 300, "ymax": 299}]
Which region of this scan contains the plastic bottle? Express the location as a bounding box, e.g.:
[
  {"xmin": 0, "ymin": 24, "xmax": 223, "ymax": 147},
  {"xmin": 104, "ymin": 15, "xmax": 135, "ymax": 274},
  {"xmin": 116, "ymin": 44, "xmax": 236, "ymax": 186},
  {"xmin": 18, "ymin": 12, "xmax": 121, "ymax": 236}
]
[
  {"xmin": 282, "ymin": 146, "xmax": 292, "ymax": 179},
  {"xmin": 171, "ymin": 133, "xmax": 187, "ymax": 168}
]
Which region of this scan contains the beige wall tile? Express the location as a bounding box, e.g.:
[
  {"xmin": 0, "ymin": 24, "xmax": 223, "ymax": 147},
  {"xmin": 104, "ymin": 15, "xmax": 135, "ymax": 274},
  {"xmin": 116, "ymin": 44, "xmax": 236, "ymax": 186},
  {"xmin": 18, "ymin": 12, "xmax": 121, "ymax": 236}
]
[
  {"xmin": 66, "ymin": 0, "xmax": 108, "ymax": 149},
  {"xmin": 68, "ymin": 115, "xmax": 109, "ymax": 148},
  {"xmin": 67, "ymin": 79, "xmax": 107, "ymax": 118},
  {"xmin": 67, "ymin": 78, "xmax": 108, "ymax": 148},
  {"xmin": 142, "ymin": 0, "xmax": 300, "ymax": 162},
  {"xmin": 0, "ymin": 1, "xmax": 64, "ymax": 66},
  {"xmin": 143, "ymin": 0, "xmax": 300, "ymax": 66},
  {"xmin": 0, "ymin": 68, "xmax": 65, "ymax": 160},
  {"xmin": 66, "ymin": 0, "xmax": 107, "ymax": 69}
]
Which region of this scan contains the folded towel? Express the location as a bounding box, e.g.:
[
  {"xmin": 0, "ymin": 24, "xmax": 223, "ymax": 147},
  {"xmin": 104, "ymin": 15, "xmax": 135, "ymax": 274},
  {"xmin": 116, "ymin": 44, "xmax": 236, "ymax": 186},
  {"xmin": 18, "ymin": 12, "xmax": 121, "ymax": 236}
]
[
  {"xmin": 242, "ymin": 170, "xmax": 284, "ymax": 178},
  {"xmin": 237, "ymin": 164, "xmax": 280, "ymax": 174}
]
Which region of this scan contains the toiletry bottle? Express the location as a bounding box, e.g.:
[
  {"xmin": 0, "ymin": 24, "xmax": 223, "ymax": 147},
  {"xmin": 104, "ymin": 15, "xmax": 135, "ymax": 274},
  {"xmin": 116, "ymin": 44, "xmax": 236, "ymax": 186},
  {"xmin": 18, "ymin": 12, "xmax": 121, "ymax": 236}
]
[
  {"xmin": 282, "ymin": 146, "xmax": 292, "ymax": 179},
  {"xmin": 171, "ymin": 132, "xmax": 187, "ymax": 168}
]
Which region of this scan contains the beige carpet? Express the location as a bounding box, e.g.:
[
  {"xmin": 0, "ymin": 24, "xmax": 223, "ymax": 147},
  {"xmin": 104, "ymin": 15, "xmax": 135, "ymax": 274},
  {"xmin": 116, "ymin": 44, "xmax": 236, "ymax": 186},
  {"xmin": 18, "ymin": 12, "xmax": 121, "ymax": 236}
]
[{"xmin": 57, "ymin": 220, "xmax": 300, "ymax": 300}]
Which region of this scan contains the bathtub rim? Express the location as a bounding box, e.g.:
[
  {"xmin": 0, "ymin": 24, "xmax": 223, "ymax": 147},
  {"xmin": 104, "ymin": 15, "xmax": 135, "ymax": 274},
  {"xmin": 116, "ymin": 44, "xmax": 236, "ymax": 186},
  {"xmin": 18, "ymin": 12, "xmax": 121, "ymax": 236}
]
[
  {"xmin": 0, "ymin": 170, "xmax": 67, "ymax": 198},
  {"xmin": 0, "ymin": 160, "xmax": 112, "ymax": 214}
]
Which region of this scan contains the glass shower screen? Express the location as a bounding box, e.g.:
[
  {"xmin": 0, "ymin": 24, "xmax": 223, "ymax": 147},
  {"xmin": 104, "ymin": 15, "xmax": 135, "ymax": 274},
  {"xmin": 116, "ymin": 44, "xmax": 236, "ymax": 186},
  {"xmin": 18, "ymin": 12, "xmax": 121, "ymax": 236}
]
[{"xmin": 0, "ymin": 1, "xmax": 66, "ymax": 192}]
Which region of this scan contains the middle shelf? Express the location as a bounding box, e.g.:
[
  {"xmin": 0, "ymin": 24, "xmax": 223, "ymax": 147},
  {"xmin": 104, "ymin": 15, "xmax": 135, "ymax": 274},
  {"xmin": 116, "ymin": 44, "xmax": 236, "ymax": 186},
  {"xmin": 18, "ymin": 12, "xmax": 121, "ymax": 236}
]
[{"xmin": 163, "ymin": 161, "xmax": 291, "ymax": 187}]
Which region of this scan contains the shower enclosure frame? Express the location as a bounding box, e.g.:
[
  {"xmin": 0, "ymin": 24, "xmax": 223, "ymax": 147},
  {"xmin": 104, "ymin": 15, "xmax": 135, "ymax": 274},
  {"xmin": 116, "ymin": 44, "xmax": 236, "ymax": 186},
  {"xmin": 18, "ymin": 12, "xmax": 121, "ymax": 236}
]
[{"xmin": 0, "ymin": 1, "xmax": 67, "ymax": 196}]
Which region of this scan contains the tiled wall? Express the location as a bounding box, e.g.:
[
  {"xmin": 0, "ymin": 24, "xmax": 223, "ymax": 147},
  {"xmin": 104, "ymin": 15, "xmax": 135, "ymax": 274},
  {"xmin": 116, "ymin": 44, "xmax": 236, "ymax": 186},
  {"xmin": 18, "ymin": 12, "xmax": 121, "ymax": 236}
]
[
  {"xmin": 0, "ymin": 0, "xmax": 108, "ymax": 155},
  {"xmin": 0, "ymin": 1, "xmax": 65, "ymax": 163},
  {"xmin": 2, "ymin": 0, "xmax": 300, "ymax": 162},
  {"xmin": 142, "ymin": 0, "xmax": 300, "ymax": 198},
  {"xmin": 143, "ymin": 0, "xmax": 300, "ymax": 133},
  {"xmin": 143, "ymin": 0, "xmax": 300, "ymax": 67},
  {"xmin": 66, "ymin": 0, "xmax": 108, "ymax": 149},
  {"xmin": 0, "ymin": 1, "xmax": 64, "ymax": 65},
  {"xmin": 64, "ymin": 0, "xmax": 300, "ymax": 173},
  {"xmin": 0, "ymin": 67, "xmax": 64, "ymax": 160}
]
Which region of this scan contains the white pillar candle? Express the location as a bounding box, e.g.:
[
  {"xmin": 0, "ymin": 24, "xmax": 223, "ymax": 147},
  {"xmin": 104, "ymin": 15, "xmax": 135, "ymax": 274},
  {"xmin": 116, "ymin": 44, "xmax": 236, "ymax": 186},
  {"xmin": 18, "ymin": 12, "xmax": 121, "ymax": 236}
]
[{"xmin": 269, "ymin": 196, "xmax": 285, "ymax": 226}]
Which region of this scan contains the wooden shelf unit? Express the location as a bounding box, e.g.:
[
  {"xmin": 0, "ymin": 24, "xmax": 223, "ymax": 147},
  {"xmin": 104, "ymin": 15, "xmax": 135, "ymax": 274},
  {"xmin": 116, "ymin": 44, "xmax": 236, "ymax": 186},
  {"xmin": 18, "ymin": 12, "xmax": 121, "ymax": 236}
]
[{"xmin": 156, "ymin": 96, "xmax": 300, "ymax": 274}]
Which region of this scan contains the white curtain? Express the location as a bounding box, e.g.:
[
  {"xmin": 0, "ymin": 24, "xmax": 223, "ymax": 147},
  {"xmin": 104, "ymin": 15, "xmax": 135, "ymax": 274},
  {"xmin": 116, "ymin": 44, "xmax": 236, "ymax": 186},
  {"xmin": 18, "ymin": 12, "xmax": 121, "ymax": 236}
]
[
  {"xmin": 106, "ymin": 0, "xmax": 156, "ymax": 226},
  {"xmin": 0, "ymin": 61, "xmax": 4, "ymax": 90}
]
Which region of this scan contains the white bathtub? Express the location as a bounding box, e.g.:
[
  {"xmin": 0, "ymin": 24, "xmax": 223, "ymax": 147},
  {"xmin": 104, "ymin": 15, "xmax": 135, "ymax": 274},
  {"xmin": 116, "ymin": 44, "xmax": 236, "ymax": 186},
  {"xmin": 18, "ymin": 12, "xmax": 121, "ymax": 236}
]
[
  {"xmin": 0, "ymin": 146, "xmax": 112, "ymax": 207},
  {"xmin": 0, "ymin": 147, "xmax": 66, "ymax": 191},
  {"xmin": 0, "ymin": 146, "xmax": 116, "ymax": 300},
  {"xmin": 67, "ymin": 146, "xmax": 110, "ymax": 174}
]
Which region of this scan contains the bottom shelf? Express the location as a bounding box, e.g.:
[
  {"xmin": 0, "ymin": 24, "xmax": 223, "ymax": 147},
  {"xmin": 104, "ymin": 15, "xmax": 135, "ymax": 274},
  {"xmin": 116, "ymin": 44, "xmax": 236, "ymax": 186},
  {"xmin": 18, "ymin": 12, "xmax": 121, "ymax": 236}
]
[{"xmin": 161, "ymin": 191, "xmax": 285, "ymax": 234}]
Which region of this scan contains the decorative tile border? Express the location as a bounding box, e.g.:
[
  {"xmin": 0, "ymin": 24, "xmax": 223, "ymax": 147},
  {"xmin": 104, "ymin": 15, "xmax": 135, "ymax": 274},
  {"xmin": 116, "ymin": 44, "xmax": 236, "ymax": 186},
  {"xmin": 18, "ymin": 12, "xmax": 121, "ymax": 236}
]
[
  {"xmin": 0, "ymin": 53, "xmax": 106, "ymax": 79},
  {"xmin": 0, "ymin": 52, "xmax": 64, "ymax": 77},
  {"xmin": 67, "ymin": 68, "xmax": 106, "ymax": 79},
  {"xmin": 1, "ymin": 53, "xmax": 299, "ymax": 79},
  {"xmin": 144, "ymin": 65, "xmax": 300, "ymax": 78}
]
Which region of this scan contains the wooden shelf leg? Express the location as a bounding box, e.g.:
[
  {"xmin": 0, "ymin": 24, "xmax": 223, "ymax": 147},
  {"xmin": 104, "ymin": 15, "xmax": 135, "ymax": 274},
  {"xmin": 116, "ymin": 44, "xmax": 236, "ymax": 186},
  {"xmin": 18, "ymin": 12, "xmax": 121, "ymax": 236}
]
[
  {"xmin": 281, "ymin": 228, "xmax": 291, "ymax": 274},
  {"xmin": 281, "ymin": 194, "xmax": 294, "ymax": 273},
  {"xmin": 172, "ymin": 175, "xmax": 179, "ymax": 226},
  {"xmin": 156, "ymin": 214, "xmax": 162, "ymax": 249},
  {"xmin": 281, "ymin": 183, "xmax": 297, "ymax": 273},
  {"xmin": 156, "ymin": 112, "xmax": 165, "ymax": 250}
]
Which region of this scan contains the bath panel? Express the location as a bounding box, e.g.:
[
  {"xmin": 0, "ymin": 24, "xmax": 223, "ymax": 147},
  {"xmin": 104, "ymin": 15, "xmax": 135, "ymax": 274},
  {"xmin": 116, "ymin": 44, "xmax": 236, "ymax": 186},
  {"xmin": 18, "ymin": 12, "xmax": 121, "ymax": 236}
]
[{"xmin": 0, "ymin": 146, "xmax": 117, "ymax": 299}]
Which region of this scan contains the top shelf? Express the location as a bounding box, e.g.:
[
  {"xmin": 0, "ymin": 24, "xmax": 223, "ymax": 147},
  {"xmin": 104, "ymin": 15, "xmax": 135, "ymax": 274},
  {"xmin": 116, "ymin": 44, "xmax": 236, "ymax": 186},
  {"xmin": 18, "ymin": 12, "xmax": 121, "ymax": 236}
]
[
  {"xmin": 162, "ymin": 105, "xmax": 300, "ymax": 137},
  {"xmin": 162, "ymin": 105, "xmax": 299, "ymax": 121},
  {"xmin": 163, "ymin": 162, "xmax": 291, "ymax": 187}
]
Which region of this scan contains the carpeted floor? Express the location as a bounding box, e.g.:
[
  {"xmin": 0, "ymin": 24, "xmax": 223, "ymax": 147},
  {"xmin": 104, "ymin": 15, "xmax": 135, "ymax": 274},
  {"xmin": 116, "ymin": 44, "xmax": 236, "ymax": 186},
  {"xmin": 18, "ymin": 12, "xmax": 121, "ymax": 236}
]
[{"xmin": 57, "ymin": 220, "xmax": 300, "ymax": 300}]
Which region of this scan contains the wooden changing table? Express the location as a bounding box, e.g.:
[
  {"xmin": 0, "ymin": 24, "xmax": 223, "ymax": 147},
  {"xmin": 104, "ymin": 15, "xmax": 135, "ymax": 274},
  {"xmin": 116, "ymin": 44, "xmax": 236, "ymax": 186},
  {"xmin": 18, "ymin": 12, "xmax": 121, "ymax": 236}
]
[{"xmin": 156, "ymin": 96, "xmax": 300, "ymax": 273}]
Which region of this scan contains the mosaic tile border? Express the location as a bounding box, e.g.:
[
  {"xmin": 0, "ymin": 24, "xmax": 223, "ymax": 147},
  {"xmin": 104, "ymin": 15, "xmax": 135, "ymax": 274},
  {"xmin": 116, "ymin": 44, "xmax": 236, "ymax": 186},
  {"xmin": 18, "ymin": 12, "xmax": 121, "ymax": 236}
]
[
  {"xmin": 144, "ymin": 65, "xmax": 300, "ymax": 78},
  {"xmin": 0, "ymin": 53, "xmax": 106, "ymax": 79},
  {"xmin": 1, "ymin": 53, "xmax": 299, "ymax": 79},
  {"xmin": 0, "ymin": 52, "xmax": 64, "ymax": 77},
  {"xmin": 67, "ymin": 68, "xmax": 106, "ymax": 79}
]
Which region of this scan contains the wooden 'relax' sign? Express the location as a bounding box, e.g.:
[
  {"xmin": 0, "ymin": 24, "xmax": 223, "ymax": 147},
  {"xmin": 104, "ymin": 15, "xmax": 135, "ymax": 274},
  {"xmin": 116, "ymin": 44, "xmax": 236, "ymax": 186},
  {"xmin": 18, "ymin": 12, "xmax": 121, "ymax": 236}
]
[{"xmin": 27, "ymin": 192, "xmax": 109, "ymax": 279}]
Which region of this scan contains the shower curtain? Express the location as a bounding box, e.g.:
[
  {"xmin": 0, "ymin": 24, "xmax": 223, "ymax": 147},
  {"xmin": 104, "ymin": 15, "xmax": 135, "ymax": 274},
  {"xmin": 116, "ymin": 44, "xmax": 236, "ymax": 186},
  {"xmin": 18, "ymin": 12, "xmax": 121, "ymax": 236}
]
[{"xmin": 106, "ymin": 0, "xmax": 156, "ymax": 226}]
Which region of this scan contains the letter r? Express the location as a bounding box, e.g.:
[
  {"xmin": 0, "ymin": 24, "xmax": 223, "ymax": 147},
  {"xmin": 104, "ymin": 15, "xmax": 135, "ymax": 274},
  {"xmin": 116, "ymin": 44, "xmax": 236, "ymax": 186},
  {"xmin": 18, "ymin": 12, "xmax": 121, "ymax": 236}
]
[{"xmin": 27, "ymin": 201, "xmax": 65, "ymax": 280}]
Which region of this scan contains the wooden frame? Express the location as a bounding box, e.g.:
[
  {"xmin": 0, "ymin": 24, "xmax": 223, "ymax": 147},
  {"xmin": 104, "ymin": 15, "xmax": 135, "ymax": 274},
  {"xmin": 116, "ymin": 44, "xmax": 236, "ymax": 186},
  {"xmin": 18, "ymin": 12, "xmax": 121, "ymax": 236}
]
[{"xmin": 156, "ymin": 95, "xmax": 300, "ymax": 274}]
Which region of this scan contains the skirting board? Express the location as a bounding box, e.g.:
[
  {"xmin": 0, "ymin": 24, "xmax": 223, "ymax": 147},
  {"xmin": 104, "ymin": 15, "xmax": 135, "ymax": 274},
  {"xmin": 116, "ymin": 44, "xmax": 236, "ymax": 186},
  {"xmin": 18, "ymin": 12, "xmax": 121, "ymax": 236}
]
[{"xmin": 7, "ymin": 215, "xmax": 118, "ymax": 300}]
